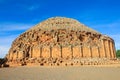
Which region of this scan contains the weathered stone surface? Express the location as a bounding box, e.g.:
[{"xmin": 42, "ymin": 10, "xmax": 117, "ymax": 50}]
[
  {"xmin": 5, "ymin": 17, "xmax": 116, "ymax": 66},
  {"xmin": 52, "ymin": 46, "xmax": 61, "ymax": 58}
]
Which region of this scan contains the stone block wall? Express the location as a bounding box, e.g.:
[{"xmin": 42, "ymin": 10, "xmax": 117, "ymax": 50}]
[
  {"xmin": 7, "ymin": 38, "xmax": 116, "ymax": 61},
  {"xmin": 32, "ymin": 46, "xmax": 40, "ymax": 58},
  {"xmin": 62, "ymin": 46, "xmax": 72, "ymax": 59},
  {"xmin": 52, "ymin": 46, "xmax": 61, "ymax": 58},
  {"xmin": 83, "ymin": 46, "xmax": 91, "ymax": 57},
  {"xmin": 42, "ymin": 46, "xmax": 51, "ymax": 58},
  {"xmin": 73, "ymin": 45, "xmax": 81, "ymax": 58}
]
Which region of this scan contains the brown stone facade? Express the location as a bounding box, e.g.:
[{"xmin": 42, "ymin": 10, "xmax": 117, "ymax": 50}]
[{"xmin": 5, "ymin": 17, "xmax": 116, "ymax": 66}]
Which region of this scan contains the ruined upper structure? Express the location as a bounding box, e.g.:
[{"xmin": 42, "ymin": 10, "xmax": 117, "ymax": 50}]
[{"xmin": 6, "ymin": 17, "xmax": 116, "ymax": 66}]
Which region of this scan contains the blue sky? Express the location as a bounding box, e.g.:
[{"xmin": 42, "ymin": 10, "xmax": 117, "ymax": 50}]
[{"xmin": 0, "ymin": 0, "xmax": 120, "ymax": 58}]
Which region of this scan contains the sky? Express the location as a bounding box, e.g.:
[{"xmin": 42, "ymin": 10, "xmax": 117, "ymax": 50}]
[{"xmin": 0, "ymin": 0, "xmax": 120, "ymax": 58}]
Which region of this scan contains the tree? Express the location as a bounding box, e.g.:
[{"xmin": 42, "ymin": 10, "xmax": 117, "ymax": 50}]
[{"xmin": 116, "ymin": 50, "xmax": 120, "ymax": 58}]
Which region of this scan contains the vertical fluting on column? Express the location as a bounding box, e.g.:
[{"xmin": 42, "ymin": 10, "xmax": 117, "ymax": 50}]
[
  {"xmin": 91, "ymin": 46, "xmax": 99, "ymax": 58},
  {"xmin": 103, "ymin": 40, "xmax": 107, "ymax": 58},
  {"xmin": 112, "ymin": 42, "xmax": 115, "ymax": 58},
  {"xmin": 32, "ymin": 46, "xmax": 37, "ymax": 58},
  {"xmin": 110, "ymin": 41, "xmax": 114, "ymax": 59},
  {"xmin": 104, "ymin": 40, "xmax": 111, "ymax": 58},
  {"xmin": 81, "ymin": 46, "xmax": 83, "ymax": 57},
  {"xmin": 73, "ymin": 45, "xmax": 81, "ymax": 58},
  {"xmin": 90, "ymin": 46, "xmax": 92, "ymax": 58},
  {"xmin": 112, "ymin": 41, "xmax": 116, "ymax": 58},
  {"xmin": 30, "ymin": 46, "xmax": 33, "ymax": 58},
  {"xmin": 29, "ymin": 47, "xmax": 32, "ymax": 58},
  {"xmin": 98, "ymin": 47, "xmax": 100, "ymax": 58},
  {"xmin": 82, "ymin": 45, "xmax": 85, "ymax": 57},
  {"xmin": 60, "ymin": 45, "xmax": 63, "ymax": 58},
  {"xmin": 38, "ymin": 46, "xmax": 41, "ymax": 58},
  {"xmin": 50, "ymin": 46, "xmax": 52, "ymax": 58},
  {"xmin": 114, "ymin": 42, "xmax": 116, "ymax": 58},
  {"xmin": 23, "ymin": 51, "xmax": 25, "ymax": 59},
  {"xmin": 83, "ymin": 46, "xmax": 91, "ymax": 58},
  {"xmin": 88, "ymin": 46, "xmax": 91, "ymax": 57},
  {"xmin": 71, "ymin": 45, "xmax": 73, "ymax": 58},
  {"xmin": 62, "ymin": 45, "xmax": 72, "ymax": 59},
  {"xmin": 108, "ymin": 40, "xmax": 112, "ymax": 58},
  {"xmin": 42, "ymin": 46, "xmax": 50, "ymax": 58},
  {"xmin": 99, "ymin": 39, "xmax": 105, "ymax": 57},
  {"xmin": 52, "ymin": 45, "xmax": 61, "ymax": 58},
  {"xmin": 79, "ymin": 46, "xmax": 82, "ymax": 58},
  {"xmin": 40, "ymin": 46, "xmax": 42, "ymax": 58}
]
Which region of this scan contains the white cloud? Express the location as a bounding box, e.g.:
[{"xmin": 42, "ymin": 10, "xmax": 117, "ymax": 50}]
[
  {"xmin": 0, "ymin": 23, "xmax": 34, "ymax": 58},
  {"xmin": 0, "ymin": 46, "xmax": 10, "ymax": 58},
  {"xmin": 0, "ymin": 35, "xmax": 18, "ymax": 44},
  {"xmin": 0, "ymin": 34, "xmax": 18, "ymax": 58},
  {"xmin": 0, "ymin": 23, "xmax": 34, "ymax": 31},
  {"xmin": 28, "ymin": 5, "xmax": 40, "ymax": 11},
  {"xmin": 91, "ymin": 20, "xmax": 120, "ymax": 28}
]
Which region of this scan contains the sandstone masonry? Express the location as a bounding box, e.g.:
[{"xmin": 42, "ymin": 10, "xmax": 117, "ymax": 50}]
[{"xmin": 5, "ymin": 17, "xmax": 117, "ymax": 66}]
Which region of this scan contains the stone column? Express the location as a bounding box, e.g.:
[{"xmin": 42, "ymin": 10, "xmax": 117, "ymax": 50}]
[
  {"xmin": 73, "ymin": 45, "xmax": 81, "ymax": 58},
  {"xmin": 29, "ymin": 47, "xmax": 33, "ymax": 58},
  {"xmin": 42, "ymin": 46, "xmax": 50, "ymax": 58},
  {"xmin": 104, "ymin": 40, "xmax": 111, "ymax": 58},
  {"xmin": 102, "ymin": 40, "xmax": 107, "ymax": 57},
  {"xmin": 60, "ymin": 45, "xmax": 63, "ymax": 58},
  {"xmin": 109, "ymin": 41, "xmax": 114, "ymax": 59},
  {"xmin": 83, "ymin": 46, "xmax": 91, "ymax": 58},
  {"xmin": 98, "ymin": 47, "xmax": 100, "ymax": 58},
  {"xmin": 17, "ymin": 51, "xmax": 23, "ymax": 59},
  {"xmin": 90, "ymin": 46, "xmax": 92, "ymax": 58},
  {"xmin": 108, "ymin": 40, "xmax": 112, "ymax": 58},
  {"xmin": 71, "ymin": 45, "xmax": 73, "ymax": 58},
  {"xmin": 87, "ymin": 46, "xmax": 91, "ymax": 58},
  {"xmin": 81, "ymin": 46, "xmax": 83, "ymax": 57},
  {"xmin": 91, "ymin": 46, "xmax": 99, "ymax": 58},
  {"xmin": 62, "ymin": 45, "xmax": 72, "ymax": 59},
  {"xmin": 40, "ymin": 46, "xmax": 42, "ymax": 58},
  {"xmin": 52, "ymin": 45, "xmax": 61, "ymax": 58},
  {"xmin": 112, "ymin": 41, "xmax": 116, "ymax": 58},
  {"xmin": 32, "ymin": 45, "xmax": 40, "ymax": 58},
  {"xmin": 50, "ymin": 46, "xmax": 52, "ymax": 58}
]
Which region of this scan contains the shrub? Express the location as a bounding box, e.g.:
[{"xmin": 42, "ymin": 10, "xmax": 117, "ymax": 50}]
[{"xmin": 116, "ymin": 50, "xmax": 120, "ymax": 58}]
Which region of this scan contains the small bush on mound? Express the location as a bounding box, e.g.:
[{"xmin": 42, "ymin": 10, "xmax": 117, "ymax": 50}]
[
  {"xmin": 0, "ymin": 58, "xmax": 9, "ymax": 68},
  {"xmin": 116, "ymin": 50, "xmax": 120, "ymax": 58},
  {"xmin": 3, "ymin": 64, "xmax": 9, "ymax": 67},
  {"xmin": 0, "ymin": 58, "xmax": 4, "ymax": 65}
]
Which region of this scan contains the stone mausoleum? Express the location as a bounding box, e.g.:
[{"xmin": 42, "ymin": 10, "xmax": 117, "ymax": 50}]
[{"xmin": 6, "ymin": 17, "xmax": 116, "ymax": 66}]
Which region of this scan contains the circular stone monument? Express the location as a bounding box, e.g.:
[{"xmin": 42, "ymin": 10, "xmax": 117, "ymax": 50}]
[{"xmin": 6, "ymin": 17, "xmax": 116, "ymax": 66}]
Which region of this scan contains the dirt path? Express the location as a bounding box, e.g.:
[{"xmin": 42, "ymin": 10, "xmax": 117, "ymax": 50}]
[{"xmin": 0, "ymin": 66, "xmax": 120, "ymax": 80}]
